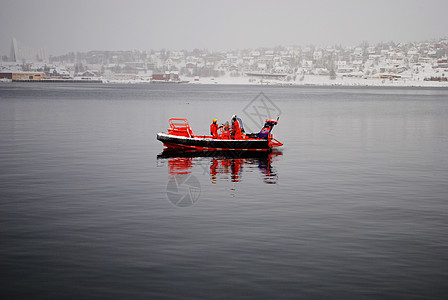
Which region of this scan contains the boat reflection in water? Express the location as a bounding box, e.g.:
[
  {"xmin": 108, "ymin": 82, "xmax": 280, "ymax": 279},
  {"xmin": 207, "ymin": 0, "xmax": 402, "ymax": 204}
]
[{"xmin": 157, "ymin": 150, "xmax": 282, "ymax": 184}]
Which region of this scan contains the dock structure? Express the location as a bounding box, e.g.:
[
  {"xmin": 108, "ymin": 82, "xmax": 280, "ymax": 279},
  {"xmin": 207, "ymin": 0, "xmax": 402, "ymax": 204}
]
[{"xmin": 12, "ymin": 79, "xmax": 103, "ymax": 83}]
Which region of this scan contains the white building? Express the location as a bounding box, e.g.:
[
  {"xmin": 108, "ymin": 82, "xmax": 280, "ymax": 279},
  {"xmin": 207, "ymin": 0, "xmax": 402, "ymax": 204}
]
[{"xmin": 10, "ymin": 38, "xmax": 48, "ymax": 63}]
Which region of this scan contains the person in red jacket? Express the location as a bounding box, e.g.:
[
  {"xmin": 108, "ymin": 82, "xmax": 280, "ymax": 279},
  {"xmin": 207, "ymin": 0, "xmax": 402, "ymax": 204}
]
[
  {"xmin": 231, "ymin": 115, "xmax": 242, "ymax": 139},
  {"xmin": 210, "ymin": 118, "xmax": 219, "ymax": 138}
]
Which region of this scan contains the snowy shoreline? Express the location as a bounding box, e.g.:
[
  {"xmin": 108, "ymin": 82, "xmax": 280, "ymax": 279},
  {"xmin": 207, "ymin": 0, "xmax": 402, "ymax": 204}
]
[
  {"xmin": 2, "ymin": 76, "xmax": 448, "ymax": 88},
  {"xmin": 186, "ymin": 75, "xmax": 448, "ymax": 88},
  {"xmin": 104, "ymin": 75, "xmax": 448, "ymax": 88}
]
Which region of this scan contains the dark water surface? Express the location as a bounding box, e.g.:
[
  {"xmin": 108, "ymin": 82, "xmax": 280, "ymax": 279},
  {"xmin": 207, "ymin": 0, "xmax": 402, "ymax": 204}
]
[{"xmin": 1, "ymin": 83, "xmax": 447, "ymax": 299}]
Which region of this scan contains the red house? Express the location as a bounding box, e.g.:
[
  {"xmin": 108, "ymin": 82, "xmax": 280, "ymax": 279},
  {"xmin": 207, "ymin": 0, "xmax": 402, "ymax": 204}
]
[{"xmin": 151, "ymin": 72, "xmax": 180, "ymax": 82}]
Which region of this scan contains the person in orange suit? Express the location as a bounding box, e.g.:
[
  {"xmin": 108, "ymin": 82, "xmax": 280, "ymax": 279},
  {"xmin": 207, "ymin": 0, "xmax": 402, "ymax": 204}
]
[
  {"xmin": 210, "ymin": 118, "xmax": 219, "ymax": 139},
  {"xmin": 231, "ymin": 115, "xmax": 242, "ymax": 139},
  {"xmin": 221, "ymin": 121, "xmax": 231, "ymax": 139}
]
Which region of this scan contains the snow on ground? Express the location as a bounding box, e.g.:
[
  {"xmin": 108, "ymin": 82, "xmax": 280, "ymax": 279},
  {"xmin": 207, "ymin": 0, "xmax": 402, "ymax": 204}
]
[
  {"xmin": 2, "ymin": 74, "xmax": 446, "ymax": 88},
  {"xmin": 176, "ymin": 74, "xmax": 448, "ymax": 88}
]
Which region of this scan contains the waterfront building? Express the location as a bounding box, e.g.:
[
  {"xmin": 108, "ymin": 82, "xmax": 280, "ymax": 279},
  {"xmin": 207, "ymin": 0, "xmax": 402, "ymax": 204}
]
[{"xmin": 12, "ymin": 71, "xmax": 46, "ymax": 80}]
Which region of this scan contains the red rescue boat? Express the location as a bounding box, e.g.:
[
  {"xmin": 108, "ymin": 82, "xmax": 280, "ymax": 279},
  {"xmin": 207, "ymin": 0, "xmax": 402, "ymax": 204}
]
[{"xmin": 157, "ymin": 118, "xmax": 283, "ymax": 151}]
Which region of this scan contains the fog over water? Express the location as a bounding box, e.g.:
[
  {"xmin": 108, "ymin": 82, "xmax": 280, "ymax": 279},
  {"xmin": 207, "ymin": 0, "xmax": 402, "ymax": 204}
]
[
  {"xmin": 1, "ymin": 0, "xmax": 448, "ymax": 298},
  {"xmin": 1, "ymin": 0, "xmax": 448, "ymax": 55}
]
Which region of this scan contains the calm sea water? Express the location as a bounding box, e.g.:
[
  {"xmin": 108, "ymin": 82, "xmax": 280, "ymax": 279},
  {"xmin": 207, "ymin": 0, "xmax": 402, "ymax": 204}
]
[{"xmin": 1, "ymin": 83, "xmax": 447, "ymax": 299}]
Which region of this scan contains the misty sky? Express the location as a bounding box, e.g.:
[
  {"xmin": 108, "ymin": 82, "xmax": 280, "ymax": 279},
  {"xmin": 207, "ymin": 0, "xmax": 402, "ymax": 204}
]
[{"xmin": 1, "ymin": 0, "xmax": 447, "ymax": 56}]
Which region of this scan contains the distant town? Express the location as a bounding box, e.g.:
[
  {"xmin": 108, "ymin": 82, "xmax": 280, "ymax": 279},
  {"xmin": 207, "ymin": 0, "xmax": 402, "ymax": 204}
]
[{"xmin": 1, "ymin": 38, "xmax": 447, "ymax": 86}]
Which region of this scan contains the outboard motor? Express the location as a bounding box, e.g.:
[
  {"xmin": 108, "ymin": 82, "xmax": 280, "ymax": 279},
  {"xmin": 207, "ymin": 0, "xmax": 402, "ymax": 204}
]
[{"xmin": 258, "ymin": 118, "xmax": 278, "ymax": 139}]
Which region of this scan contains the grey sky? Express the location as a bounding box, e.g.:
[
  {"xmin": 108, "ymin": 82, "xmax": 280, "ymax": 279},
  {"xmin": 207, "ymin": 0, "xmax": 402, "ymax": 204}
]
[{"xmin": 1, "ymin": 0, "xmax": 447, "ymax": 56}]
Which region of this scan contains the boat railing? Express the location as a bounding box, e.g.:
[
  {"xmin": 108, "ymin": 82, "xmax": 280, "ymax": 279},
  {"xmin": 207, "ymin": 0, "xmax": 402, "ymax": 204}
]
[{"xmin": 168, "ymin": 118, "xmax": 194, "ymax": 137}]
